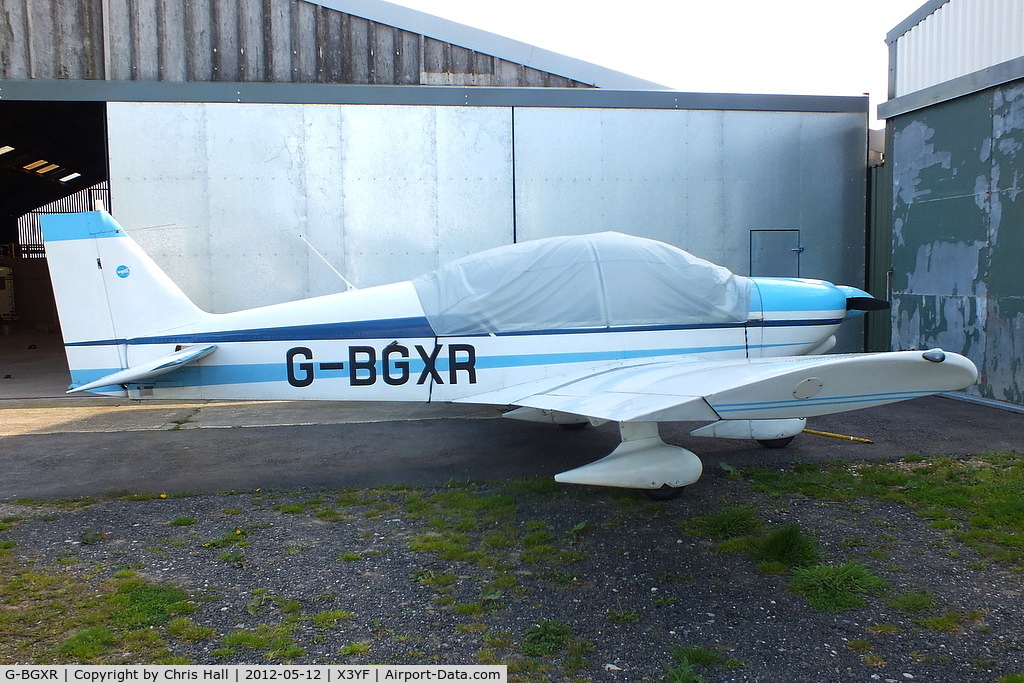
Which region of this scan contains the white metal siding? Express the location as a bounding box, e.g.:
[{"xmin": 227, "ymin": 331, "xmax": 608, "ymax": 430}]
[{"xmin": 895, "ymin": 0, "xmax": 1024, "ymax": 97}]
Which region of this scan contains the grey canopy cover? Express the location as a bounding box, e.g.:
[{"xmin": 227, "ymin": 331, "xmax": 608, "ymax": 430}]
[{"xmin": 412, "ymin": 232, "xmax": 752, "ymax": 336}]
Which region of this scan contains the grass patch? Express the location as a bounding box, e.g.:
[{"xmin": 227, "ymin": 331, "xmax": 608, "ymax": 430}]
[
  {"xmin": 166, "ymin": 618, "xmax": 215, "ymax": 642},
  {"xmin": 746, "ymin": 453, "xmax": 1024, "ymax": 567},
  {"xmin": 110, "ymin": 583, "xmax": 193, "ymax": 628},
  {"xmin": 789, "ymin": 562, "xmax": 885, "ymax": 611},
  {"xmin": 56, "ymin": 627, "xmax": 118, "ymax": 660},
  {"xmin": 0, "ymin": 545, "xmax": 195, "ymax": 663}
]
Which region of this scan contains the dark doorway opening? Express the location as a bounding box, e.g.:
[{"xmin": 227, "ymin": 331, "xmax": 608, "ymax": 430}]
[
  {"xmin": 0, "ymin": 100, "xmax": 108, "ymax": 249},
  {"xmin": 0, "ymin": 100, "xmax": 107, "ymax": 337}
]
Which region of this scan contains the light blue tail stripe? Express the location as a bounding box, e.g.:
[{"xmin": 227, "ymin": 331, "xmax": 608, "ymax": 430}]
[{"xmin": 39, "ymin": 211, "xmax": 123, "ymax": 242}]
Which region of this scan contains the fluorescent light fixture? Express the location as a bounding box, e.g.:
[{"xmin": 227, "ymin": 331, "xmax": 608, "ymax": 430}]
[
  {"xmin": 59, "ymin": 172, "xmax": 82, "ymax": 183},
  {"xmin": 23, "ymin": 159, "xmax": 48, "ymax": 170},
  {"xmin": 36, "ymin": 163, "xmax": 60, "ymax": 174},
  {"xmin": 0, "ymin": 145, "xmax": 13, "ymax": 155}
]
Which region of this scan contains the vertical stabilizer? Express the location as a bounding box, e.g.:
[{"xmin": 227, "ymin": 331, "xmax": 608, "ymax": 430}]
[{"xmin": 40, "ymin": 211, "xmax": 205, "ymax": 394}]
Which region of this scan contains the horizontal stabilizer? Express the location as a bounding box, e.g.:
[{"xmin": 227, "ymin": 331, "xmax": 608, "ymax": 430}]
[{"xmin": 69, "ymin": 344, "xmax": 217, "ymax": 394}]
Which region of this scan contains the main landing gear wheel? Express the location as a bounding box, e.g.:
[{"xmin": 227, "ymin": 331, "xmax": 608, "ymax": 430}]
[
  {"xmin": 641, "ymin": 485, "xmax": 684, "ymax": 501},
  {"xmin": 757, "ymin": 436, "xmax": 795, "ymax": 449}
]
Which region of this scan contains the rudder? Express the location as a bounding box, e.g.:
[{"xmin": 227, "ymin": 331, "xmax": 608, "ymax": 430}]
[{"xmin": 40, "ymin": 211, "xmax": 205, "ymax": 394}]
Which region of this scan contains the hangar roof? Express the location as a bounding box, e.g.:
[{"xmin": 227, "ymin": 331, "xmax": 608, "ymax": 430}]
[{"xmin": 312, "ymin": 0, "xmax": 666, "ymax": 90}]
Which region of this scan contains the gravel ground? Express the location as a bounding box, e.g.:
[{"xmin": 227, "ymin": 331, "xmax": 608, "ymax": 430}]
[{"xmin": 2, "ymin": 464, "xmax": 1022, "ymax": 682}]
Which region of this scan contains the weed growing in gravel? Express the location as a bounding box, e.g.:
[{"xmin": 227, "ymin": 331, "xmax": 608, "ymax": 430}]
[
  {"xmin": 215, "ymin": 623, "xmax": 304, "ymax": 661},
  {"xmin": 749, "ymin": 523, "xmax": 820, "ymax": 572},
  {"xmin": 203, "ymin": 527, "xmax": 250, "ymax": 549},
  {"xmin": 670, "ymin": 645, "xmax": 725, "ymax": 667},
  {"xmin": 915, "ymin": 609, "xmax": 986, "ymax": 633},
  {"xmin": 245, "ymin": 590, "xmax": 302, "ymax": 616},
  {"xmin": 788, "ymin": 562, "xmax": 885, "ymax": 611},
  {"xmin": 519, "ymin": 619, "xmax": 573, "ymax": 656},
  {"xmin": 661, "ymin": 660, "xmax": 705, "ymax": 683},
  {"xmin": 170, "ymin": 516, "xmax": 195, "ymax": 526},
  {"xmin": 685, "ymin": 504, "xmax": 762, "ymax": 539},
  {"xmin": 889, "ymin": 589, "xmax": 937, "ymax": 613},
  {"xmin": 866, "ymin": 622, "xmax": 901, "ymax": 635},
  {"xmin": 605, "ymin": 610, "xmax": 639, "ymax": 624},
  {"xmin": 662, "ymin": 644, "xmax": 743, "ymax": 682},
  {"xmin": 339, "ymin": 642, "xmax": 370, "ymax": 656},
  {"xmin": 311, "ymin": 610, "xmax": 356, "ymax": 628}
]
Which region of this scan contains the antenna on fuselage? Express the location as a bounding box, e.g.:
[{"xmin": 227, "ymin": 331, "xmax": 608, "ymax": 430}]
[{"xmin": 298, "ymin": 234, "xmax": 358, "ymax": 291}]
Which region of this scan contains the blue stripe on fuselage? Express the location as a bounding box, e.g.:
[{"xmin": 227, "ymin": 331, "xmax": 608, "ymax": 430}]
[
  {"xmin": 64, "ymin": 317, "xmax": 842, "ymax": 348},
  {"xmin": 64, "ymin": 317, "xmax": 438, "ymax": 347}
]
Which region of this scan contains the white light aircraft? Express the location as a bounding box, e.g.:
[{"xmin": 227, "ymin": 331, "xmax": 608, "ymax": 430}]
[{"xmin": 41, "ymin": 211, "xmax": 977, "ymax": 498}]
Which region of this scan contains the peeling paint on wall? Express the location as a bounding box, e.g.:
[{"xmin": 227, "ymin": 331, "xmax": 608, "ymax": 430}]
[
  {"xmin": 891, "ymin": 81, "xmax": 1024, "ymax": 405},
  {"xmin": 905, "ymin": 240, "xmax": 986, "ymax": 296},
  {"xmin": 892, "ymin": 120, "xmax": 952, "ymax": 208},
  {"xmin": 981, "ymin": 299, "xmax": 1024, "ymax": 405}
]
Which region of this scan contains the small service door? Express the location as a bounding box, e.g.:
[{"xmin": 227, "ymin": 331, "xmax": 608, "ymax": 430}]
[{"xmin": 749, "ymin": 229, "xmax": 802, "ymax": 278}]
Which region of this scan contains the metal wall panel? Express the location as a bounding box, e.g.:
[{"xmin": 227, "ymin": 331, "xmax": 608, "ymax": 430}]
[
  {"xmin": 513, "ymin": 109, "xmax": 867, "ymax": 288},
  {"xmin": 893, "ymin": 0, "xmax": 1024, "ymax": 97},
  {"xmin": 890, "ymin": 82, "xmax": 1024, "ymax": 404},
  {"xmin": 106, "ymin": 101, "xmax": 868, "ymax": 350},
  {"xmin": 107, "ymin": 102, "xmax": 513, "ymax": 311}
]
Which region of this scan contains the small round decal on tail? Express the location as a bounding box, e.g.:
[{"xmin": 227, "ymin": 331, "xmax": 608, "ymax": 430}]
[{"xmin": 116, "ymin": 265, "xmax": 131, "ymax": 278}]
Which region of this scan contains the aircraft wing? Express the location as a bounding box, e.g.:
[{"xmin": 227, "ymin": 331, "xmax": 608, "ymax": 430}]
[{"xmin": 458, "ymin": 350, "xmax": 978, "ymax": 423}]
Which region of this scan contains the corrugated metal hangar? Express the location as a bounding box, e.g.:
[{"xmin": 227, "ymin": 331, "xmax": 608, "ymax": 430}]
[
  {"xmin": 878, "ymin": 0, "xmax": 1024, "ymax": 406},
  {"xmin": 7, "ymin": 0, "xmax": 1019, "ymax": 404}
]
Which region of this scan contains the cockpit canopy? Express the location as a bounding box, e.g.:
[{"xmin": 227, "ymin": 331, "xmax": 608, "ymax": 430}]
[{"xmin": 412, "ymin": 232, "xmax": 752, "ymax": 336}]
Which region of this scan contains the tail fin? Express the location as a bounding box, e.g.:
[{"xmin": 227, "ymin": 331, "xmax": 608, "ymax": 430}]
[{"xmin": 40, "ymin": 211, "xmax": 205, "ymax": 394}]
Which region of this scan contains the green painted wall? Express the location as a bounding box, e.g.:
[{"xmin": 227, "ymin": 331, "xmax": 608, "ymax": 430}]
[{"xmin": 890, "ymin": 81, "xmax": 1024, "ymax": 403}]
